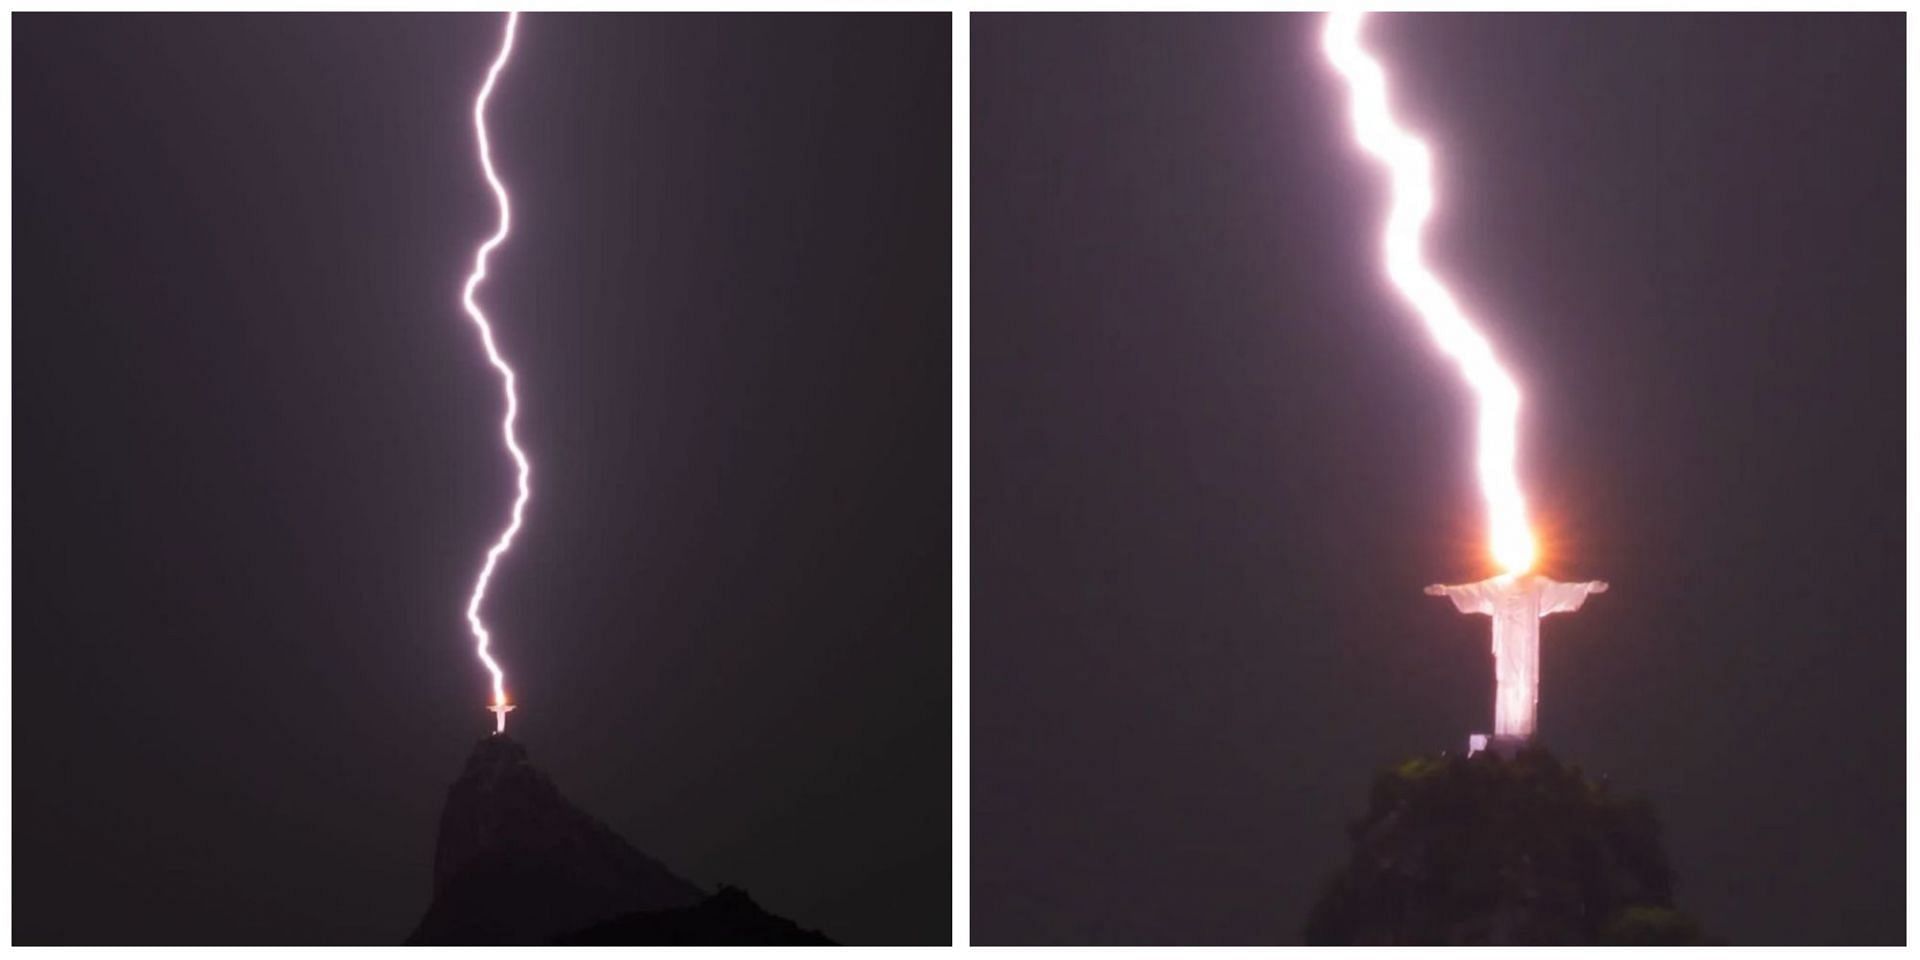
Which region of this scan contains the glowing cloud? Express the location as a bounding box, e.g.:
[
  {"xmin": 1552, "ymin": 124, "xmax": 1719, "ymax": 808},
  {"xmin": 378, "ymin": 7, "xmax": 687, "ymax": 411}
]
[
  {"xmin": 461, "ymin": 11, "xmax": 527, "ymax": 734},
  {"xmin": 1322, "ymin": 11, "xmax": 1536, "ymax": 575}
]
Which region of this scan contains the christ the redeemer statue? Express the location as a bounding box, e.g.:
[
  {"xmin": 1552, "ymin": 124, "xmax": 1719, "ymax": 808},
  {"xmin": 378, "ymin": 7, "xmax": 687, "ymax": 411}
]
[{"xmin": 1425, "ymin": 574, "xmax": 1608, "ymax": 743}]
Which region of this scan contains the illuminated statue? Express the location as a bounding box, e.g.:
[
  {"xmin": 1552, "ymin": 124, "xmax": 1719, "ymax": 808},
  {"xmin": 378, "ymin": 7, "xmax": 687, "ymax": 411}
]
[{"xmin": 1425, "ymin": 575, "xmax": 1608, "ymax": 742}]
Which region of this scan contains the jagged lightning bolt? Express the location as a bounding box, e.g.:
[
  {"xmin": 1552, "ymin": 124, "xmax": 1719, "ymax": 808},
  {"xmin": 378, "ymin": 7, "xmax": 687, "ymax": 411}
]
[
  {"xmin": 461, "ymin": 11, "xmax": 526, "ymax": 734},
  {"xmin": 1322, "ymin": 11, "xmax": 1537, "ymax": 576}
]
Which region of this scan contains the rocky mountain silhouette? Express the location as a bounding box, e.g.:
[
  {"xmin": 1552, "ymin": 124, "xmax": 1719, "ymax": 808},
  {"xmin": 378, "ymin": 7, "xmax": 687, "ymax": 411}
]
[{"xmin": 406, "ymin": 734, "xmax": 830, "ymax": 945}]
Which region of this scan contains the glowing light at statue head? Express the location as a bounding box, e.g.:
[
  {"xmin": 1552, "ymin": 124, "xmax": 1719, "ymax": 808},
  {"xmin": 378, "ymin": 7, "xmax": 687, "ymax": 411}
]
[
  {"xmin": 461, "ymin": 11, "xmax": 528, "ymax": 733},
  {"xmin": 1321, "ymin": 11, "xmax": 1536, "ymax": 575}
]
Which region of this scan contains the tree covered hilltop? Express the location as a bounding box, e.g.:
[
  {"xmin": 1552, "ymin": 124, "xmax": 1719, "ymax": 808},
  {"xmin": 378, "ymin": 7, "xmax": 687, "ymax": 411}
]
[{"xmin": 1305, "ymin": 747, "xmax": 1715, "ymax": 945}]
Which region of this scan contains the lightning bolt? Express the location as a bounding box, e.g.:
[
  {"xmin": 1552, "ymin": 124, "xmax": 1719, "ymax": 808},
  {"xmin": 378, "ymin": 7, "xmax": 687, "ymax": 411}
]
[
  {"xmin": 1322, "ymin": 11, "xmax": 1537, "ymax": 576},
  {"xmin": 461, "ymin": 11, "xmax": 526, "ymax": 734}
]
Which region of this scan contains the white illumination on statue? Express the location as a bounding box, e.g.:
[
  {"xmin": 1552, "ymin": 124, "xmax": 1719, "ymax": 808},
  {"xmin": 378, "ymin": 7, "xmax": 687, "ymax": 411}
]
[{"xmin": 1426, "ymin": 576, "xmax": 1609, "ymax": 742}]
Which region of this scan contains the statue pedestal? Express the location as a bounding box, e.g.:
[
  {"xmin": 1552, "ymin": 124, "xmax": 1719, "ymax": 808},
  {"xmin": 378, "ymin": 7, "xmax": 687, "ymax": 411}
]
[{"xmin": 1467, "ymin": 734, "xmax": 1529, "ymax": 759}]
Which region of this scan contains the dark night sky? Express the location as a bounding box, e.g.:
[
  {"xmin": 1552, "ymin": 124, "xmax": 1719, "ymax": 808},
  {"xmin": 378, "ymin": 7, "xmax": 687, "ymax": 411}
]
[
  {"xmin": 16, "ymin": 13, "xmax": 950, "ymax": 945},
  {"xmin": 973, "ymin": 13, "xmax": 1901, "ymax": 946}
]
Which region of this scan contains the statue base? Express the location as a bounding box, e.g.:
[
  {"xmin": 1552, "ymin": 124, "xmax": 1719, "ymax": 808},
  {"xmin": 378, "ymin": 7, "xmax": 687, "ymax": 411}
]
[{"xmin": 1467, "ymin": 733, "xmax": 1528, "ymax": 759}]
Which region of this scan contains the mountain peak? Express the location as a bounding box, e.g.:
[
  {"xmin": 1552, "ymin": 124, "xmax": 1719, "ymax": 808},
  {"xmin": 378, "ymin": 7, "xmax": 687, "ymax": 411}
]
[{"xmin": 406, "ymin": 735, "xmax": 705, "ymax": 944}]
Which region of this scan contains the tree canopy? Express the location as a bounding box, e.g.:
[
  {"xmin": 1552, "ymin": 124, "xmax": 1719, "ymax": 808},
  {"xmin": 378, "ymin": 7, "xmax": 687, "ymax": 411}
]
[{"xmin": 1304, "ymin": 747, "xmax": 1712, "ymax": 945}]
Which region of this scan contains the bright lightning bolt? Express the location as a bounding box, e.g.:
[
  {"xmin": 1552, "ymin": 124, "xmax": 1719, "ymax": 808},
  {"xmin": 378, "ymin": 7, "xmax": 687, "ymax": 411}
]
[
  {"xmin": 462, "ymin": 11, "xmax": 527, "ymax": 734},
  {"xmin": 1322, "ymin": 11, "xmax": 1537, "ymax": 576}
]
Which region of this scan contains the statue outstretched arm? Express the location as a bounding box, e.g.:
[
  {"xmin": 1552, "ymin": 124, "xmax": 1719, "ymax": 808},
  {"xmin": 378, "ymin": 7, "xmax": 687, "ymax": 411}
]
[
  {"xmin": 1541, "ymin": 578, "xmax": 1609, "ymax": 615},
  {"xmin": 1425, "ymin": 581, "xmax": 1492, "ymax": 615}
]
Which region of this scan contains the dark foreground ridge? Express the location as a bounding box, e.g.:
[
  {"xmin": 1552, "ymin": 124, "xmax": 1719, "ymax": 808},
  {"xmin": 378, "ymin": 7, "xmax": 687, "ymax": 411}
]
[
  {"xmin": 406, "ymin": 735, "xmax": 831, "ymax": 945},
  {"xmin": 558, "ymin": 885, "xmax": 833, "ymax": 945},
  {"xmin": 1304, "ymin": 746, "xmax": 1714, "ymax": 945}
]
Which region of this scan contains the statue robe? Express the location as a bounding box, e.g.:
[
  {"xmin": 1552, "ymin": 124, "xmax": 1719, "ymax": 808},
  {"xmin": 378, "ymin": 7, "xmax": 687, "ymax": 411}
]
[{"xmin": 1436, "ymin": 574, "xmax": 1601, "ymax": 739}]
